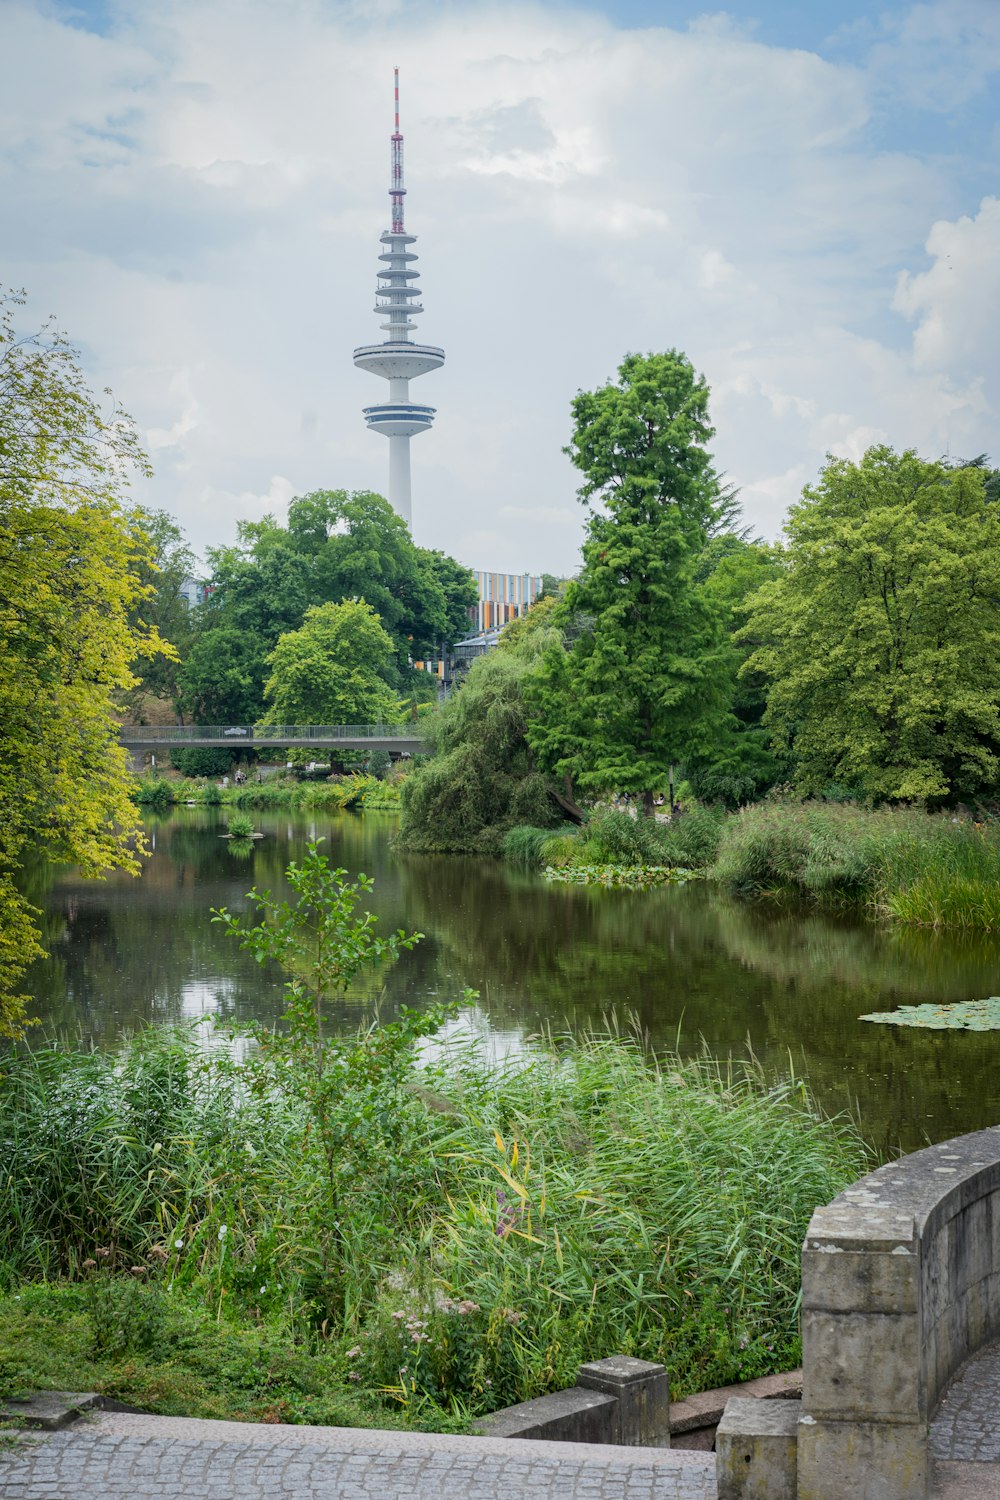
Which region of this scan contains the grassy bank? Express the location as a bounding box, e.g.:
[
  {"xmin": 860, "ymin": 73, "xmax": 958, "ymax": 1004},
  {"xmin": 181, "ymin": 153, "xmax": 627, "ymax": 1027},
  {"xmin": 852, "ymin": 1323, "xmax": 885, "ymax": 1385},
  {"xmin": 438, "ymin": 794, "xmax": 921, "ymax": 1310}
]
[
  {"xmin": 713, "ymin": 802, "xmax": 1000, "ymax": 929},
  {"xmin": 504, "ymin": 802, "xmax": 1000, "ymax": 929},
  {"xmin": 132, "ymin": 772, "xmax": 402, "ymax": 813},
  {"xmin": 502, "ymin": 807, "xmax": 725, "ymax": 886},
  {"xmin": 0, "ymin": 1022, "xmax": 866, "ymax": 1425}
]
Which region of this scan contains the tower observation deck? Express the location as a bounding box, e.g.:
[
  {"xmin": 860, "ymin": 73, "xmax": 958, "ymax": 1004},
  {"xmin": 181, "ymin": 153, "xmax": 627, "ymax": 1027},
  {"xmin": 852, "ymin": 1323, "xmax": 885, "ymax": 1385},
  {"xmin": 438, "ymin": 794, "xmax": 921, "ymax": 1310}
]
[{"xmin": 353, "ymin": 68, "xmax": 443, "ymax": 530}]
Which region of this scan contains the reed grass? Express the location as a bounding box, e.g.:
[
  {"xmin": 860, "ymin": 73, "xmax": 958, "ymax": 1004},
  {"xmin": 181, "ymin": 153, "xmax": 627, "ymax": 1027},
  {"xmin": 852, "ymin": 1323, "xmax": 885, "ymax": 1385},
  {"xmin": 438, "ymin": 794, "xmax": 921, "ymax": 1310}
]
[
  {"xmin": 0, "ymin": 1022, "xmax": 868, "ymax": 1415},
  {"xmin": 501, "ymin": 826, "xmax": 567, "ymax": 866},
  {"xmin": 712, "ymin": 801, "xmax": 1000, "ymax": 929}
]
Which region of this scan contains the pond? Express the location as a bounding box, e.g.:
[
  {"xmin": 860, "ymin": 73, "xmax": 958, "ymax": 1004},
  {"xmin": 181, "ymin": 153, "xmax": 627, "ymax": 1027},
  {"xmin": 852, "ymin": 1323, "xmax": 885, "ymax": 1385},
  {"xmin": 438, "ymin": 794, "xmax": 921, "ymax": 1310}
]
[{"xmin": 22, "ymin": 807, "xmax": 1000, "ymax": 1155}]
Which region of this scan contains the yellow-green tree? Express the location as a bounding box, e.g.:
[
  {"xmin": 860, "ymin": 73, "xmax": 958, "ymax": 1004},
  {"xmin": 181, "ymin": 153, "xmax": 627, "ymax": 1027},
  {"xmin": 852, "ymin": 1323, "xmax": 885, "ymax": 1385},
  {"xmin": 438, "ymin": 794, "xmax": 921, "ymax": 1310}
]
[{"xmin": 0, "ymin": 289, "xmax": 167, "ymax": 1037}]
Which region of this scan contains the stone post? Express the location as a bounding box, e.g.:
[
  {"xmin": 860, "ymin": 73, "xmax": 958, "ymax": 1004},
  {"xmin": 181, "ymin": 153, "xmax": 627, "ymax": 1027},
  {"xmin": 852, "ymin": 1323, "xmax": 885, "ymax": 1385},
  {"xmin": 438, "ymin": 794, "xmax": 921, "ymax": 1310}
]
[
  {"xmin": 796, "ymin": 1203, "xmax": 927, "ymax": 1500},
  {"xmin": 576, "ymin": 1356, "xmax": 671, "ymax": 1447}
]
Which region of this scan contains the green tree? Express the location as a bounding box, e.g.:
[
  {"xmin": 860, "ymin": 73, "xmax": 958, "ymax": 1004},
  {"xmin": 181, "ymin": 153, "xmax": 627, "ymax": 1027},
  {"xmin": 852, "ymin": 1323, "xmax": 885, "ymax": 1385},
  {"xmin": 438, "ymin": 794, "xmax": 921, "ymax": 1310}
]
[
  {"xmin": 194, "ymin": 492, "xmax": 476, "ymax": 715},
  {"xmin": 742, "ymin": 447, "xmax": 1000, "ymax": 804},
  {"xmin": 178, "ymin": 626, "xmax": 269, "ymax": 724},
  {"xmin": 416, "ymin": 546, "xmax": 478, "ymax": 644},
  {"xmin": 263, "ymin": 600, "xmax": 401, "ymax": 725},
  {"xmin": 0, "ymin": 289, "xmax": 167, "ymax": 1036},
  {"xmin": 398, "ymin": 611, "xmax": 565, "ymax": 855},
  {"xmin": 684, "ymin": 536, "xmax": 785, "ymax": 806},
  {"xmin": 527, "ymin": 351, "xmax": 731, "ymax": 814},
  {"xmin": 203, "ymin": 521, "xmax": 314, "ymax": 653},
  {"xmin": 123, "ymin": 506, "xmax": 197, "ymax": 710}
]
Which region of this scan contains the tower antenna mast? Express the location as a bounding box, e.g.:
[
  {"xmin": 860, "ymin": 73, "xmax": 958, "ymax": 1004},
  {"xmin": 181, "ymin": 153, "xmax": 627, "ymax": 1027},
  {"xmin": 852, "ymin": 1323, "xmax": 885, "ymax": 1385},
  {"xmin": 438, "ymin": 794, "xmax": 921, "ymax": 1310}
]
[{"xmin": 352, "ymin": 68, "xmax": 444, "ymax": 530}]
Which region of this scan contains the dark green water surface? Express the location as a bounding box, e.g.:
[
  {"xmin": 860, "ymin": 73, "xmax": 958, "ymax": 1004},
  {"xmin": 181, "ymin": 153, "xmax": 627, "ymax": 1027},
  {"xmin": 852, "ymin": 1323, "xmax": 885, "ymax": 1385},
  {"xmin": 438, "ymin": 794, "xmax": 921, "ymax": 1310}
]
[{"xmin": 23, "ymin": 808, "xmax": 1000, "ymax": 1155}]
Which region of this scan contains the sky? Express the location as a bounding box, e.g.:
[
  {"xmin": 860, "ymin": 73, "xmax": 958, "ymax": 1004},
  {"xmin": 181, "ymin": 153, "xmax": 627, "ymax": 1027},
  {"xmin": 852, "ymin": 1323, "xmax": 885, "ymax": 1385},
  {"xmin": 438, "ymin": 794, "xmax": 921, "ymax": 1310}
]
[{"xmin": 3, "ymin": 0, "xmax": 999, "ymax": 576}]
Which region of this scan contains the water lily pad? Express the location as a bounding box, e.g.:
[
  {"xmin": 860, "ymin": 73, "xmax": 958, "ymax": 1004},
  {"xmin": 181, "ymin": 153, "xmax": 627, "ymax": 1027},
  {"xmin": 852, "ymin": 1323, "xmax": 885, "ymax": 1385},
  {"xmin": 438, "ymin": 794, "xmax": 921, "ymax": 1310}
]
[{"xmin": 860, "ymin": 998, "xmax": 1000, "ymax": 1030}]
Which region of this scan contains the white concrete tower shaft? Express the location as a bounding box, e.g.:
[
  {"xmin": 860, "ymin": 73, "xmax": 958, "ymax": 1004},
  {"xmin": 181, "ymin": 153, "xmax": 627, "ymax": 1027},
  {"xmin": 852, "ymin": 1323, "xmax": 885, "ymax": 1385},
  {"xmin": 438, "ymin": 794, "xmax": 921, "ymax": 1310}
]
[{"xmin": 352, "ymin": 68, "xmax": 444, "ymax": 531}]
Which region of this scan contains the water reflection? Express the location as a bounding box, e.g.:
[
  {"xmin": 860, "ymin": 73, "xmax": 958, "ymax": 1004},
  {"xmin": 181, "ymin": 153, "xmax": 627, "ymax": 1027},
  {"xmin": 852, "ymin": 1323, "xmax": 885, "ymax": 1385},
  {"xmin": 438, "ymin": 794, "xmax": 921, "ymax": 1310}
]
[{"xmin": 22, "ymin": 809, "xmax": 1000, "ymax": 1155}]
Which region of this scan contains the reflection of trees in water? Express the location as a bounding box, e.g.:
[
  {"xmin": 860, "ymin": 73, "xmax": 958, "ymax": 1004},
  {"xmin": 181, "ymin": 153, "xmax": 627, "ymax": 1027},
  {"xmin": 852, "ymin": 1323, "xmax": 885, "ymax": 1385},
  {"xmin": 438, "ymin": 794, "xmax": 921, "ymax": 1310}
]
[
  {"xmin": 24, "ymin": 812, "xmax": 427, "ymax": 1046},
  {"xmin": 20, "ymin": 809, "xmax": 1000, "ymax": 1156},
  {"xmin": 395, "ymin": 856, "xmax": 1000, "ymax": 1157}
]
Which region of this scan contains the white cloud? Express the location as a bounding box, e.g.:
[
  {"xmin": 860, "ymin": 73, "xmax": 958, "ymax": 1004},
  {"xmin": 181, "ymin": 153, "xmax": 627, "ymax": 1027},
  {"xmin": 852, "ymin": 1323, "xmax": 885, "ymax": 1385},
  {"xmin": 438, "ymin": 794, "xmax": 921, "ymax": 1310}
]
[
  {"xmin": 894, "ymin": 197, "xmax": 1000, "ymax": 400},
  {"xmin": 1, "ymin": 0, "xmax": 998, "ymax": 575}
]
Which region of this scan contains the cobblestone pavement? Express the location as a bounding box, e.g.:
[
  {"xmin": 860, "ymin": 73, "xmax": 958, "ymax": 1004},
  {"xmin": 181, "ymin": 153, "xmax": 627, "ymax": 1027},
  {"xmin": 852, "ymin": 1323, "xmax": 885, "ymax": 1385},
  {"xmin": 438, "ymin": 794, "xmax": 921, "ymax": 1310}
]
[
  {"xmin": 932, "ymin": 1341, "xmax": 1000, "ymax": 1462},
  {"xmin": 0, "ymin": 1410, "xmax": 717, "ymax": 1499}
]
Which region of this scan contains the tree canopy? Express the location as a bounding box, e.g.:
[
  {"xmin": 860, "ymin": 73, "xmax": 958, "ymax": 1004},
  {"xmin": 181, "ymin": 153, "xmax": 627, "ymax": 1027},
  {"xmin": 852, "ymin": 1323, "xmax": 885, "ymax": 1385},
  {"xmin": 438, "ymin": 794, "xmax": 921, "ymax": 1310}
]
[
  {"xmin": 263, "ymin": 600, "xmax": 401, "ymax": 726},
  {"xmin": 0, "ymin": 288, "xmax": 167, "ymax": 1036},
  {"xmin": 177, "ymin": 490, "xmax": 476, "ymax": 723},
  {"xmin": 742, "ymin": 447, "xmax": 1000, "ymax": 804}
]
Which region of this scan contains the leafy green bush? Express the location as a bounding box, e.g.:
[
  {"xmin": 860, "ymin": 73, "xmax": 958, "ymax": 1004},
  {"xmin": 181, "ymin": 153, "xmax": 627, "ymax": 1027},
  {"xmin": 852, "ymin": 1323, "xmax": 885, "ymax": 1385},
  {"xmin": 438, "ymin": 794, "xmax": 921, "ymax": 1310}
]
[
  {"xmin": 132, "ymin": 776, "xmax": 173, "ymax": 808},
  {"xmin": 654, "ymin": 806, "xmax": 725, "ymax": 868},
  {"xmin": 367, "ymin": 750, "xmax": 392, "ymax": 780},
  {"xmin": 170, "ymin": 747, "xmax": 236, "ymax": 778},
  {"xmin": 581, "ymin": 807, "xmax": 724, "ymax": 870},
  {"xmin": 86, "ymin": 1274, "xmax": 166, "ymax": 1358}
]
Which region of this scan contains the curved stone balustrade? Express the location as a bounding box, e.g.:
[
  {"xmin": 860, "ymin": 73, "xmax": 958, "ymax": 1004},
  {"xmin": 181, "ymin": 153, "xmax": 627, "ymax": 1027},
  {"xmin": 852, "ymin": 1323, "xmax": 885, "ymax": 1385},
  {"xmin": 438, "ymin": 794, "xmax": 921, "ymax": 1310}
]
[{"xmin": 719, "ymin": 1125, "xmax": 1000, "ymax": 1498}]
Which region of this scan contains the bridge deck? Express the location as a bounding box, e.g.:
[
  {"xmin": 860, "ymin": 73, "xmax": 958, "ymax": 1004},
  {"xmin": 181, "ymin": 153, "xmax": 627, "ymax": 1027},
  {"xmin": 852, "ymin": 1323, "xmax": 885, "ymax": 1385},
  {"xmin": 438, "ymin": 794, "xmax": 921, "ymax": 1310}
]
[{"xmin": 119, "ymin": 724, "xmax": 427, "ymax": 753}]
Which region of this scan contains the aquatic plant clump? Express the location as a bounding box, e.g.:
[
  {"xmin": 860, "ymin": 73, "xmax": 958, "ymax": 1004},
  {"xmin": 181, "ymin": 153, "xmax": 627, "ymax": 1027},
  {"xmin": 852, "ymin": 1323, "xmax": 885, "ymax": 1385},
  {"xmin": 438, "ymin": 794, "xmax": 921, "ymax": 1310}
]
[
  {"xmin": 543, "ymin": 864, "xmax": 698, "ymax": 887},
  {"xmin": 0, "ymin": 1022, "xmax": 869, "ymax": 1418},
  {"xmin": 224, "ymin": 812, "xmax": 255, "ymax": 839}
]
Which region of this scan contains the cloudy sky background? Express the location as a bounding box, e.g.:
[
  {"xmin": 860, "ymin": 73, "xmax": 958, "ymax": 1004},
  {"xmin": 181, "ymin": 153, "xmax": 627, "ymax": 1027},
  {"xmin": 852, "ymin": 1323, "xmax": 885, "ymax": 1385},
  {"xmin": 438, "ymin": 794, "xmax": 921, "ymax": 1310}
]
[{"xmin": 3, "ymin": 0, "xmax": 999, "ymax": 574}]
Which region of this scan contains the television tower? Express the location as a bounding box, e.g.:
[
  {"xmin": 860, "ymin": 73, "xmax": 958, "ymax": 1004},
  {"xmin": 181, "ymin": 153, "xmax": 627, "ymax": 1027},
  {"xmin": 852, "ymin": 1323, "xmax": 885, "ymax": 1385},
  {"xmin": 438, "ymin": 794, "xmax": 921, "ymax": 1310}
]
[{"xmin": 353, "ymin": 69, "xmax": 444, "ymax": 530}]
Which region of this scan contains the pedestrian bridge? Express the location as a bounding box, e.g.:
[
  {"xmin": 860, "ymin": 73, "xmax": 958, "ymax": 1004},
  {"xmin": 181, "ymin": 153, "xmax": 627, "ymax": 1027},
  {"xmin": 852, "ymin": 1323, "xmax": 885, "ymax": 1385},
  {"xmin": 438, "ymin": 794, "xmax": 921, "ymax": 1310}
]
[{"xmin": 119, "ymin": 723, "xmax": 428, "ymax": 755}]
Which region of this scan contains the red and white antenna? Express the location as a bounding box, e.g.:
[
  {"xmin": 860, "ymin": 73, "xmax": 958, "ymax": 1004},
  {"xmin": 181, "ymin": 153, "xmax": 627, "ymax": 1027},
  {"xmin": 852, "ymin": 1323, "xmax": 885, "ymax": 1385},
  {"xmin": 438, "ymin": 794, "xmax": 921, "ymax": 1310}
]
[{"xmin": 390, "ymin": 65, "xmax": 406, "ymax": 234}]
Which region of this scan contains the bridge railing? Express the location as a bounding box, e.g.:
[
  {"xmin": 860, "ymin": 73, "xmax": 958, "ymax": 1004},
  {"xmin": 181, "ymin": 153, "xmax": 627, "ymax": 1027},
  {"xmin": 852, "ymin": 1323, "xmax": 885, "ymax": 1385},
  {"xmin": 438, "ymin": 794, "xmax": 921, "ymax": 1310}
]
[{"xmin": 118, "ymin": 724, "xmax": 422, "ymax": 743}]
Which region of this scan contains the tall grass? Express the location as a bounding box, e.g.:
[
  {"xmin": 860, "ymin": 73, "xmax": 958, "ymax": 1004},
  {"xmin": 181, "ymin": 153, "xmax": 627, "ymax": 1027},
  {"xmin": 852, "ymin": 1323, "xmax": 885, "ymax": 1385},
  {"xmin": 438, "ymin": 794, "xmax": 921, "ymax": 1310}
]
[
  {"xmin": 712, "ymin": 801, "xmax": 1000, "ymax": 929},
  {"xmin": 501, "ymin": 825, "xmax": 572, "ymax": 866},
  {"xmin": 0, "ymin": 1022, "xmax": 868, "ymax": 1409},
  {"xmin": 584, "ymin": 807, "xmax": 724, "ymax": 869}
]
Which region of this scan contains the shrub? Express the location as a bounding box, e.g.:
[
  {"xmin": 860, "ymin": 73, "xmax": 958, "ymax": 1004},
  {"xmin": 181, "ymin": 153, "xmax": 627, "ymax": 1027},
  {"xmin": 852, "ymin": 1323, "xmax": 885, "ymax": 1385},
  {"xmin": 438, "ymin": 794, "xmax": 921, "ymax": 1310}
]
[
  {"xmin": 655, "ymin": 805, "xmax": 726, "ymax": 868},
  {"xmin": 170, "ymin": 747, "xmax": 236, "ymax": 778},
  {"xmin": 225, "ymin": 813, "xmax": 255, "ymax": 839},
  {"xmin": 132, "ymin": 776, "xmax": 173, "ymax": 808},
  {"xmin": 86, "ymin": 1274, "xmax": 167, "ymax": 1358},
  {"xmin": 367, "ymin": 750, "xmax": 392, "ymax": 780},
  {"xmin": 581, "ymin": 806, "xmax": 724, "ymax": 871}
]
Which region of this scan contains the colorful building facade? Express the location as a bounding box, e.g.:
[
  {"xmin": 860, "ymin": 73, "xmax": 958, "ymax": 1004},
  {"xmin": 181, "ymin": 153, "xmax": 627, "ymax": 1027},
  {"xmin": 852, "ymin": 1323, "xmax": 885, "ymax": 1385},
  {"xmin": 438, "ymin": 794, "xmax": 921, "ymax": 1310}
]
[{"xmin": 473, "ymin": 571, "xmax": 542, "ymax": 633}]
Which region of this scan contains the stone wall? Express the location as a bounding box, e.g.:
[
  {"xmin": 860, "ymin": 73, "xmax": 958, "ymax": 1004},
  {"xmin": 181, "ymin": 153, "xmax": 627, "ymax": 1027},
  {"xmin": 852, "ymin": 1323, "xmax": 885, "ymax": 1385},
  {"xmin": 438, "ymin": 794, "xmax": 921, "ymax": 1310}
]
[
  {"xmin": 796, "ymin": 1126, "xmax": 1000, "ymax": 1499},
  {"xmin": 717, "ymin": 1125, "xmax": 1000, "ymax": 1500}
]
